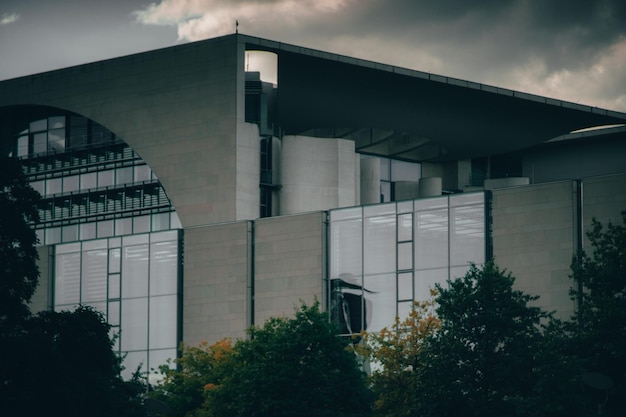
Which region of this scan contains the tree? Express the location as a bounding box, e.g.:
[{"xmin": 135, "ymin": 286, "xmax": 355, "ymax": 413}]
[
  {"xmin": 359, "ymin": 296, "xmax": 440, "ymax": 417},
  {"xmin": 147, "ymin": 339, "xmax": 235, "ymax": 417},
  {"xmin": 0, "ymin": 156, "xmax": 40, "ymax": 328},
  {"xmin": 205, "ymin": 301, "xmax": 372, "ymax": 417},
  {"xmin": 418, "ymin": 262, "xmax": 549, "ymax": 417},
  {"xmin": 567, "ymin": 213, "xmax": 626, "ymax": 415},
  {"xmin": 1, "ymin": 306, "xmax": 145, "ymax": 417}
]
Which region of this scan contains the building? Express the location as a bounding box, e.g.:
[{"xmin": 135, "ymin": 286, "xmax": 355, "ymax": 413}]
[{"xmin": 1, "ymin": 33, "xmax": 625, "ymax": 379}]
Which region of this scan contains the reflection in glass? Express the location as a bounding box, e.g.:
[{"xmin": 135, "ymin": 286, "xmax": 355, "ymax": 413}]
[
  {"xmin": 414, "ymin": 209, "xmax": 448, "ymax": 270},
  {"xmin": 363, "ymin": 274, "xmax": 396, "ymax": 333},
  {"xmin": 330, "ymin": 218, "xmax": 362, "ymax": 278}
]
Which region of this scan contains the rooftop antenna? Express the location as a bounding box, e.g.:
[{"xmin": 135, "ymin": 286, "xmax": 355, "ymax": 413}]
[{"xmin": 236, "ymin": 19, "xmax": 239, "ymax": 34}]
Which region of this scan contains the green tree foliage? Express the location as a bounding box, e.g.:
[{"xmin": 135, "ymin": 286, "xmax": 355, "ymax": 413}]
[
  {"xmin": 208, "ymin": 301, "xmax": 372, "ymax": 417},
  {"xmin": 567, "ymin": 213, "xmax": 626, "ymax": 415},
  {"xmin": 359, "ymin": 296, "xmax": 440, "ymax": 417},
  {"xmin": 0, "ymin": 156, "xmax": 40, "ymax": 327},
  {"xmin": 418, "ymin": 262, "xmax": 549, "ymax": 417},
  {"xmin": 152, "ymin": 302, "xmax": 372, "ymax": 417},
  {"xmin": 148, "ymin": 339, "xmax": 235, "ymax": 417},
  {"xmin": 1, "ymin": 306, "xmax": 145, "ymax": 417}
]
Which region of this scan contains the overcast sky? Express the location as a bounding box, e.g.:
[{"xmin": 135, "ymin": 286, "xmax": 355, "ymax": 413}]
[{"xmin": 1, "ymin": 0, "xmax": 625, "ymax": 112}]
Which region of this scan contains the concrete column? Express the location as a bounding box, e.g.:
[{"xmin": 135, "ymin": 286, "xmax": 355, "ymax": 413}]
[{"xmin": 360, "ymin": 157, "xmax": 381, "ymax": 205}]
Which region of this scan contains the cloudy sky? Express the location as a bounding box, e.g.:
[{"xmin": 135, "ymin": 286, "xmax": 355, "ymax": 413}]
[{"xmin": 1, "ymin": 0, "xmax": 625, "ymax": 112}]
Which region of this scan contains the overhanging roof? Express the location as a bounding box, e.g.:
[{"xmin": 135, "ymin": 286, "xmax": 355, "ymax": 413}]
[{"xmin": 242, "ymin": 35, "xmax": 626, "ymax": 162}]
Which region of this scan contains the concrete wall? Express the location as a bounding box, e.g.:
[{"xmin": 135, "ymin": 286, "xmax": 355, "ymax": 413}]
[
  {"xmin": 236, "ymin": 121, "xmax": 261, "ymax": 220},
  {"xmin": 253, "ymin": 212, "xmax": 326, "ymax": 326},
  {"xmin": 280, "ymin": 135, "xmax": 357, "ymax": 215},
  {"xmin": 491, "ymin": 181, "xmax": 579, "ymax": 319},
  {"xmin": 183, "ymin": 222, "xmax": 252, "ymax": 346},
  {"xmin": 0, "ymin": 34, "xmax": 246, "ymax": 228},
  {"xmin": 360, "ymin": 157, "xmax": 381, "ymax": 205}
]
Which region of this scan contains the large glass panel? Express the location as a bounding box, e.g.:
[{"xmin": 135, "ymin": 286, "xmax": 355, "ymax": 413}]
[
  {"xmin": 398, "ymin": 301, "xmax": 413, "ymax": 321},
  {"xmin": 414, "ymin": 268, "xmax": 448, "ymax": 302},
  {"xmin": 149, "ymin": 295, "xmax": 177, "ymax": 349},
  {"xmin": 330, "ymin": 206, "xmax": 362, "ymax": 222},
  {"xmin": 150, "ymin": 240, "xmax": 178, "ymax": 296},
  {"xmin": 55, "ymin": 252, "xmax": 81, "ymax": 305},
  {"xmin": 330, "ymin": 218, "xmax": 362, "ymax": 279},
  {"xmin": 108, "ymin": 300, "xmax": 120, "ymax": 325},
  {"xmin": 364, "ymin": 214, "xmax": 396, "ymax": 275},
  {"xmin": 170, "ymin": 212, "xmax": 182, "ymax": 229},
  {"xmin": 148, "ymin": 349, "xmax": 176, "ymax": 383},
  {"xmin": 121, "ymin": 298, "xmax": 148, "ymax": 351},
  {"xmin": 151, "ymin": 213, "xmax": 170, "ymax": 232},
  {"xmin": 115, "ymin": 218, "xmax": 133, "ymax": 236},
  {"xmin": 450, "ymin": 205, "xmax": 485, "ymax": 267},
  {"xmin": 363, "ymin": 274, "xmax": 396, "ymax": 333},
  {"xmin": 122, "ymin": 244, "xmax": 149, "ymax": 298},
  {"xmin": 122, "ymin": 351, "xmax": 147, "ymax": 380},
  {"xmin": 109, "ymin": 248, "xmax": 121, "ymax": 273},
  {"xmin": 97, "ymin": 220, "xmax": 114, "ymax": 238},
  {"xmin": 45, "ymin": 227, "xmax": 62, "ymax": 245},
  {"xmin": 414, "ymin": 209, "xmax": 448, "ymax": 270},
  {"xmin": 33, "ymin": 132, "xmax": 47, "ymax": 154},
  {"xmin": 109, "ymin": 274, "xmax": 120, "ymax": 300},
  {"xmin": 81, "ymin": 249, "xmax": 108, "ymax": 302},
  {"xmin": 364, "ymin": 202, "xmax": 395, "ymax": 217}
]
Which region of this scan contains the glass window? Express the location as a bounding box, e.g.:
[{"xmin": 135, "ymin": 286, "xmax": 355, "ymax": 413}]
[
  {"xmin": 81, "ymin": 172, "xmax": 97, "ymax": 190},
  {"xmin": 80, "ymin": 222, "xmax": 97, "ymax": 240},
  {"xmin": 109, "ymin": 248, "xmax": 121, "ymax": 273},
  {"xmin": 170, "ymin": 212, "xmax": 182, "ymax": 229},
  {"xmin": 134, "ymin": 165, "xmax": 152, "ymax": 182},
  {"xmin": 121, "ymin": 298, "xmax": 148, "ymax": 351},
  {"xmin": 397, "ymin": 213, "xmax": 413, "ymax": 242},
  {"xmin": 30, "ymin": 119, "xmax": 47, "ymax": 132},
  {"xmin": 97, "ymin": 170, "xmax": 114, "ymax": 188},
  {"xmin": 33, "ymin": 132, "xmax": 47, "ymax": 154},
  {"xmin": 115, "ymin": 218, "xmax": 133, "ymax": 236},
  {"xmin": 63, "ymin": 175, "xmax": 79, "ymax": 193},
  {"xmin": 330, "ymin": 218, "xmax": 362, "ymax": 279},
  {"xmin": 45, "ymin": 227, "xmax": 62, "ymax": 245},
  {"xmin": 62, "ymin": 225, "xmax": 79, "ymax": 242},
  {"xmin": 81, "ymin": 249, "xmax": 108, "ymax": 302},
  {"xmin": 46, "ymin": 178, "xmax": 63, "ymax": 195},
  {"xmin": 398, "ymin": 242, "xmax": 413, "ymax": 271},
  {"xmin": 55, "ymin": 252, "xmax": 81, "ymax": 305},
  {"xmin": 363, "ymin": 274, "xmax": 396, "ymax": 333},
  {"xmin": 108, "ymin": 274, "xmax": 120, "ymax": 299},
  {"xmin": 97, "ymin": 220, "xmax": 114, "ymax": 238},
  {"xmin": 122, "ymin": 351, "xmax": 147, "ymax": 380},
  {"xmin": 414, "ymin": 209, "xmax": 449, "ymax": 270},
  {"xmin": 31, "ymin": 180, "xmax": 45, "ymax": 196},
  {"xmin": 17, "ymin": 135, "xmax": 29, "ymax": 157},
  {"xmin": 122, "ymin": 244, "xmax": 149, "ymax": 298},
  {"xmin": 116, "ymin": 167, "xmax": 133, "ymax": 185},
  {"xmin": 364, "ymin": 215, "xmax": 396, "ymax": 275},
  {"xmin": 149, "ymin": 295, "xmax": 177, "ymax": 349},
  {"xmin": 48, "ymin": 116, "xmax": 65, "ymax": 129},
  {"xmin": 398, "ymin": 272, "xmax": 413, "ymax": 301},
  {"xmin": 151, "ymin": 213, "xmax": 170, "ymax": 232},
  {"xmin": 133, "ymin": 215, "xmax": 150, "ymax": 234},
  {"xmin": 398, "ymin": 301, "xmax": 413, "ymax": 321},
  {"xmin": 414, "ymin": 268, "xmax": 448, "ymax": 302},
  {"xmin": 450, "ymin": 205, "xmax": 485, "ymax": 267},
  {"xmin": 48, "ymin": 128, "xmax": 65, "ymax": 153},
  {"xmin": 150, "ymin": 240, "xmax": 178, "ymax": 296},
  {"xmin": 108, "ymin": 300, "xmax": 120, "ymax": 325}
]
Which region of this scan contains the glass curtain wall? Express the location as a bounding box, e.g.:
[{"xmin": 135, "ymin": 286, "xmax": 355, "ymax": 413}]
[
  {"xmin": 329, "ymin": 192, "xmax": 487, "ymax": 336},
  {"xmin": 55, "ymin": 230, "xmax": 181, "ymax": 381}
]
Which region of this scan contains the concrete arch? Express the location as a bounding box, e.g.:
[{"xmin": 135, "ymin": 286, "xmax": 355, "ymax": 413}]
[{"xmin": 0, "ymin": 35, "xmax": 252, "ymax": 227}]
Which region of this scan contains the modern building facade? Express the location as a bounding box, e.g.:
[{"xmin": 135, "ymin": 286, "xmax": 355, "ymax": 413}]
[{"xmin": 1, "ymin": 33, "xmax": 625, "ymax": 379}]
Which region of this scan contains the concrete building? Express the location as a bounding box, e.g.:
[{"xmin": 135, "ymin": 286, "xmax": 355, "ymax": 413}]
[{"xmin": 1, "ymin": 33, "xmax": 625, "ymax": 379}]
